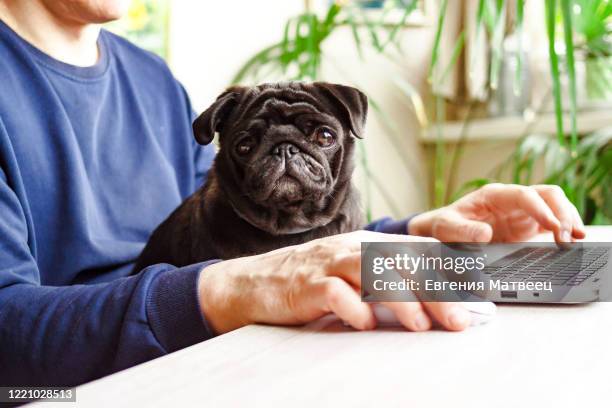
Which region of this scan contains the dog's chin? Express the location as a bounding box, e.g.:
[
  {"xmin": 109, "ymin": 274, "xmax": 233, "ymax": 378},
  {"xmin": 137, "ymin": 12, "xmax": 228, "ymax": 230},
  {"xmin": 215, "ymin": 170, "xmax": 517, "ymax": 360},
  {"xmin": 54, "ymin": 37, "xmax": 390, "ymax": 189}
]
[
  {"xmin": 267, "ymin": 175, "xmax": 307, "ymax": 211},
  {"xmin": 231, "ymin": 174, "xmax": 334, "ymax": 235}
]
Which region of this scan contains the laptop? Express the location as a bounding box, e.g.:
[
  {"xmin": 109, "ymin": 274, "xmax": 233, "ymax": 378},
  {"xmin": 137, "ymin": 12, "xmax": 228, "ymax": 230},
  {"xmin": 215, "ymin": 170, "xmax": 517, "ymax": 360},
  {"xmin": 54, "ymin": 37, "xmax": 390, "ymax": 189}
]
[{"xmin": 479, "ymin": 244, "xmax": 611, "ymax": 303}]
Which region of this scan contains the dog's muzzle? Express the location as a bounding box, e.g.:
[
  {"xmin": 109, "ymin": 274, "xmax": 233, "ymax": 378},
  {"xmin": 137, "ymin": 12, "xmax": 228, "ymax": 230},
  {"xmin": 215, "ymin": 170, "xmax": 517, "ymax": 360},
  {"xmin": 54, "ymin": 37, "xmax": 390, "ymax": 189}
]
[
  {"xmin": 271, "ymin": 142, "xmax": 300, "ymax": 159},
  {"xmin": 245, "ymin": 141, "xmax": 330, "ymax": 205},
  {"xmin": 270, "ymin": 142, "xmax": 326, "ymax": 182}
]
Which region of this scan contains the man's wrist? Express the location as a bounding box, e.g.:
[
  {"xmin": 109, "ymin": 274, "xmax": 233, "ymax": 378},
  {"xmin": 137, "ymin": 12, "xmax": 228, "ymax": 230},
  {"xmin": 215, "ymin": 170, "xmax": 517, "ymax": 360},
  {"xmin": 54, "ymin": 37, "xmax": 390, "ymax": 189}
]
[
  {"xmin": 146, "ymin": 261, "xmax": 219, "ymax": 352},
  {"xmin": 197, "ymin": 258, "xmax": 253, "ymax": 335}
]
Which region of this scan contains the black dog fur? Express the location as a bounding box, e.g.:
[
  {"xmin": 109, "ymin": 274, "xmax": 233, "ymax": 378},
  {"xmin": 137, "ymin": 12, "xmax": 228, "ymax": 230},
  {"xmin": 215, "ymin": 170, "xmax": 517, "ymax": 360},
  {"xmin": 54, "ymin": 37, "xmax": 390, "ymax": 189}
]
[{"xmin": 134, "ymin": 82, "xmax": 367, "ymax": 270}]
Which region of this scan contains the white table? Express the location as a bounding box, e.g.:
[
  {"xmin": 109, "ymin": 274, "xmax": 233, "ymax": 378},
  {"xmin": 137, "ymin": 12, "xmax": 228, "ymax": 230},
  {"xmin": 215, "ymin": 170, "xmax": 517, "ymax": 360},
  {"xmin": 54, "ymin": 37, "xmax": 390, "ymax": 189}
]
[{"xmin": 40, "ymin": 227, "xmax": 612, "ymax": 408}]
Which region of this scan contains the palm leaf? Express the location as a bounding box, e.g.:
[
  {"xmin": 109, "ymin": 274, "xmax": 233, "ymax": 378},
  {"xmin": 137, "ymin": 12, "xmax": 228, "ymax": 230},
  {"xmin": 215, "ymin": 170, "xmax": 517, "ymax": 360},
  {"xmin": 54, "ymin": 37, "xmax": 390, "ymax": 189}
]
[
  {"xmin": 489, "ymin": 0, "xmax": 507, "ymax": 90},
  {"xmin": 469, "ymin": 0, "xmax": 487, "ymax": 81},
  {"xmin": 545, "ymin": 0, "xmax": 566, "ymax": 146},
  {"xmin": 439, "ymin": 30, "xmax": 466, "ymax": 85},
  {"xmin": 560, "ymin": 0, "xmax": 578, "ymax": 151},
  {"xmin": 428, "ymin": 0, "xmax": 449, "ymax": 85},
  {"xmin": 514, "ymin": 0, "xmax": 525, "ymax": 95},
  {"xmin": 381, "ymin": 0, "xmax": 417, "ymax": 50}
]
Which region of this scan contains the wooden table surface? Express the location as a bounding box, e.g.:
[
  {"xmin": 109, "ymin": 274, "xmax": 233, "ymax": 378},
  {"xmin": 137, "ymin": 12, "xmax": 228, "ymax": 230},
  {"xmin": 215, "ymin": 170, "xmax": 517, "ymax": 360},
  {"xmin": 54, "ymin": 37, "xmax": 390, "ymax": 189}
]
[{"xmin": 38, "ymin": 227, "xmax": 612, "ymax": 408}]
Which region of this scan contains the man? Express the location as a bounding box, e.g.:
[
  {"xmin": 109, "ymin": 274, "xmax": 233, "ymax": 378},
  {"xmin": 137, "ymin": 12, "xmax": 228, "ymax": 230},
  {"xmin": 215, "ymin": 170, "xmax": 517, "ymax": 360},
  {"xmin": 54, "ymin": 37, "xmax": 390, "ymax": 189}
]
[{"xmin": 0, "ymin": 0, "xmax": 585, "ymax": 386}]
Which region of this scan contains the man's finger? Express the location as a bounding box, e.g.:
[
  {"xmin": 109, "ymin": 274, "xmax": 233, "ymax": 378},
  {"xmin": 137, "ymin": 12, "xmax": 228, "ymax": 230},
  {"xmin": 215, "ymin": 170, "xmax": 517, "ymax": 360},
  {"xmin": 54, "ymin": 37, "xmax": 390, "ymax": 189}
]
[
  {"xmin": 422, "ymin": 301, "xmax": 471, "ymax": 331},
  {"xmin": 314, "ymin": 278, "xmax": 375, "ymax": 330},
  {"xmin": 381, "ymin": 301, "xmax": 432, "ymax": 331},
  {"xmin": 328, "ymin": 252, "xmax": 361, "ymax": 287},
  {"xmin": 532, "ymin": 185, "xmax": 585, "ymax": 241},
  {"xmin": 483, "ymin": 184, "xmax": 561, "ymax": 236},
  {"xmin": 431, "ymin": 212, "xmax": 493, "ymax": 243}
]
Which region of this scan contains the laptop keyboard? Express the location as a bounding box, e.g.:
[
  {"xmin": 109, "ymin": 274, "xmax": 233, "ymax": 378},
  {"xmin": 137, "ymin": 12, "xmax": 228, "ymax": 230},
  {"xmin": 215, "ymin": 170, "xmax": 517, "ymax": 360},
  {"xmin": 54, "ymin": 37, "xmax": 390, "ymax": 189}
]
[{"xmin": 482, "ymin": 247, "xmax": 610, "ymax": 286}]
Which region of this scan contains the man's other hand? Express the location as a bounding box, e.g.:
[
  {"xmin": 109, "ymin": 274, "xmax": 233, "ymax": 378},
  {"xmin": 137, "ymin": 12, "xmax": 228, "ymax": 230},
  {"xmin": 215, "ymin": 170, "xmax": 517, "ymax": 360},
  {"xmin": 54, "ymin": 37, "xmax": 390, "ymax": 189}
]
[{"xmin": 409, "ymin": 183, "xmax": 586, "ymax": 244}]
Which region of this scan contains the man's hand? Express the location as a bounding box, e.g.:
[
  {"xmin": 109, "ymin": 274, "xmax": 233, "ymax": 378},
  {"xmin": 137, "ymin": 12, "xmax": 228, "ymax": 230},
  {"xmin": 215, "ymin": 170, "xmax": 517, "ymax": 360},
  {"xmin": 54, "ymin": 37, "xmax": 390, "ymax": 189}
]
[
  {"xmin": 409, "ymin": 183, "xmax": 586, "ymax": 243},
  {"xmin": 198, "ymin": 231, "xmax": 473, "ymax": 334}
]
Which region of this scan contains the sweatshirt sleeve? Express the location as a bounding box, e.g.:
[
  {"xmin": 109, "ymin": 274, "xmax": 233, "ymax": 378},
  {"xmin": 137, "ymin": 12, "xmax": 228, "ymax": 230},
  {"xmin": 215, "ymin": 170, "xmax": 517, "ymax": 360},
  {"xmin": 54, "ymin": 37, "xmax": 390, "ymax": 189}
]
[
  {"xmin": 0, "ymin": 167, "xmax": 218, "ymax": 386},
  {"xmin": 364, "ymin": 216, "xmax": 418, "ymax": 235}
]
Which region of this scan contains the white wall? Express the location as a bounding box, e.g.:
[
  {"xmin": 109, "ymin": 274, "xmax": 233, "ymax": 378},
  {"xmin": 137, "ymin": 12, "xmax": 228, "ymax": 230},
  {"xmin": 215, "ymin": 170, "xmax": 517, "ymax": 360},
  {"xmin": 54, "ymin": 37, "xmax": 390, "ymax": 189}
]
[{"xmin": 168, "ymin": 1, "xmax": 303, "ymax": 110}]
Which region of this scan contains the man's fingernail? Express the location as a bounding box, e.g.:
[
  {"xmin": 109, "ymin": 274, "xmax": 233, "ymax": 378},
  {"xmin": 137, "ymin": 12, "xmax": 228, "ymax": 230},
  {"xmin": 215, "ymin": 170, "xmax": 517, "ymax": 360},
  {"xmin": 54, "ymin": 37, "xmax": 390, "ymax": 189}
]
[
  {"xmin": 414, "ymin": 312, "xmax": 430, "ymax": 331},
  {"xmin": 448, "ymin": 307, "xmax": 471, "ymax": 329},
  {"xmin": 561, "ymin": 229, "xmax": 571, "ymax": 242}
]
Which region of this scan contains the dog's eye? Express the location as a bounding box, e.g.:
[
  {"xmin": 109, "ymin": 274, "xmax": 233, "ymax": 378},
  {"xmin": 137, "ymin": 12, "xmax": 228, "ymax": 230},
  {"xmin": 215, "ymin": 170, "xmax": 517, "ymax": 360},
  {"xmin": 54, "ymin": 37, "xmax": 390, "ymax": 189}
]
[
  {"xmin": 236, "ymin": 137, "xmax": 256, "ymax": 156},
  {"xmin": 314, "ymin": 128, "xmax": 335, "ymax": 148}
]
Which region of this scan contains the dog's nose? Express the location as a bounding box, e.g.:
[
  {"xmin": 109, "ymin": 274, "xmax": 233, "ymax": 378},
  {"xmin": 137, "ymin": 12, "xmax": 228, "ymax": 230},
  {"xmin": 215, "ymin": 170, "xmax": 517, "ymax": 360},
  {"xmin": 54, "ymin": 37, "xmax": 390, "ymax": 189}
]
[{"xmin": 272, "ymin": 143, "xmax": 300, "ymax": 159}]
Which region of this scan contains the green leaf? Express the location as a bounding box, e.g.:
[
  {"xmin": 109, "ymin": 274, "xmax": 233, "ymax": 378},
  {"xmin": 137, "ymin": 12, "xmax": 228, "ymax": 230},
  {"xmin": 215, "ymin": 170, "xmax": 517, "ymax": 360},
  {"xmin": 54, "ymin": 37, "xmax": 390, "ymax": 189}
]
[
  {"xmin": 428, "ymin": 0, "xmax": 449, "ymax": 85},
  {"xmin": 381, "ymin": 0, "xmax": 417, "ymax": 50},
  {"xmin": 306, "ymin": 13, "xmax": 319, "ymax": 79},
  {"xmin": 560, "ymin": 0, "xmax": 579, "ymax": 152},
  {"xmin": 468, "ymin": 0, "xmax": 486, "ymax": 85},
  {"xmin": 358, "ymin": 4, "xmax": 383, "ymax": 52},
  {"xmin": 322, "ymin": 3, "xmax": 341, "ymax": 31},
  {"xmin": 434, "ymin": 94, "xmax": 446, "ymax": 207},
  {"xmin": 444, "ymin": 100, "xmax": 477, "ymax": 203},
  {"xmin": 346, "ymin": 13, "xmax": 364, "ymax": 60},
  {"xmin": 391, "ymin": 75, "xmax": 428, "ymax": 127},
  {"xmin": 474, "ymin": 0, "xmax": 486, "ymax": 40},
  {"xmin": 545, "ymin": 0, "xmax": 566, "ymax": 146},
  {"xmin": 514, "ymin": 0, "xmax": 525, "ymax": 95},
  {"xmin": 439, "ymin": 30, "xmax": 465, "ymax": 85},
  {"xmin": 489, "ymin": 0, "xmax": 507, "ymax": 90}
]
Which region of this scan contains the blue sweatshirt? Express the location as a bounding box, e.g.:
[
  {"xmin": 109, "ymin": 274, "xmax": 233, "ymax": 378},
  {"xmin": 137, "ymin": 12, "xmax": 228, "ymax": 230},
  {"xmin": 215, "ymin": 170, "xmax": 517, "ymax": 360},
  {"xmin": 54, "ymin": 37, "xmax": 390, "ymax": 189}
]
[{"xmin": 0, "ymin": 20, "xmax": 409, "ymax": 386}]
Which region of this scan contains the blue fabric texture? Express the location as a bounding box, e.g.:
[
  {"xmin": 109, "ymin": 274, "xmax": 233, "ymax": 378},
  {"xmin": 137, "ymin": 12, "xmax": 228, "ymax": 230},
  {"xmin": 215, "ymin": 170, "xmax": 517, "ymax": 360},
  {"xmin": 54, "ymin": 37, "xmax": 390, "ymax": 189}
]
[
  {"xmin": 365, "ymin": 216, "xmax": 413, "ymax": 235},
  {"xmin": 0, "ymin": 20, "xmax": 411, "ymax": 386}
]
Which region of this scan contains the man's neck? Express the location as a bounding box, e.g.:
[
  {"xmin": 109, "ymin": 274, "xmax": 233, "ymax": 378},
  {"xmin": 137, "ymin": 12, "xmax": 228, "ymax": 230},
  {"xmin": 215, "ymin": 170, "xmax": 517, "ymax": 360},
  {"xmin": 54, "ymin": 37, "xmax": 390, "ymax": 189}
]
[{"xmin": 0, "ymin": 0, "xmax": 100, "ymax": 67}]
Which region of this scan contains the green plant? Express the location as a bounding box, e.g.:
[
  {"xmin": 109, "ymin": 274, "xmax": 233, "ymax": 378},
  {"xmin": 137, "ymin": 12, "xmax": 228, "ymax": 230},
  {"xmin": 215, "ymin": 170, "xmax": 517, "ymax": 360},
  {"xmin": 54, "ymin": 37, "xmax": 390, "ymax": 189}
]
[
  {"xmin": 572, "ymin": 0, "xmax": 612, "ymax": 57},
  {"xmin": 572, "ymin": 0, "xmax": 612, "ymax": 100},
  {"xmin": 472, "ymin": 129, "xmax": 612, "ymax": 224},
  {"xmin": 231, "ymin": 1, "xmax": 417, "ymax": 84},
  {"xmin": 232, "ymin": 0, "xmax": 611, "ymax": 224},
  {"xmin": 432, "ymin": 0, "xmax": 612, "ymax": 224}
]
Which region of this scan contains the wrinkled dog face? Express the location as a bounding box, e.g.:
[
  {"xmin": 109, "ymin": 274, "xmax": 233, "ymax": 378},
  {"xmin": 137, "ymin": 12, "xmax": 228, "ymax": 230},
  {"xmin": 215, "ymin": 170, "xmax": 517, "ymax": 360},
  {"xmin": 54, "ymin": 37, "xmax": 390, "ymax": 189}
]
[{"xmin": 193, "ymin": 82, "xmax": 367, "ymax": 235}]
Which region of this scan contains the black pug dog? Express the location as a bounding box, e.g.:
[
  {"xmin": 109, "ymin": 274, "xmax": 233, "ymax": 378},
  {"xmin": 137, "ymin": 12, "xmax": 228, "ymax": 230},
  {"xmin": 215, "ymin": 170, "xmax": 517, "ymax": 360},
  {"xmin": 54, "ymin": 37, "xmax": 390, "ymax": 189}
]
[{"xmin": 134, "ymin": 82, "xmax": 367, "ymax": 271}]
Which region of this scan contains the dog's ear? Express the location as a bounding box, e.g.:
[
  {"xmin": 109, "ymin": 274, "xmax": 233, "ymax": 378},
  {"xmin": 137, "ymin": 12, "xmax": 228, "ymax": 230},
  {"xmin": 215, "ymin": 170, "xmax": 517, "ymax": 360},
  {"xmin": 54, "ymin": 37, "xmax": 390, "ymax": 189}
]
[
  {"xmin": 316, "ymin": 83, "xmax": 368, "ymax": 138},
  {"xmin": 193, "ymin": 86, "xmax": 246, "ymax": 145}
]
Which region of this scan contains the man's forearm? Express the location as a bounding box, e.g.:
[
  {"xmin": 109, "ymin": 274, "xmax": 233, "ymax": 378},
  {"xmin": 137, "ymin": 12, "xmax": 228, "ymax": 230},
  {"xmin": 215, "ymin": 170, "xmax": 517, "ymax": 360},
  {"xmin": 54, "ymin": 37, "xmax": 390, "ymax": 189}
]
[{"xmin": 0, "ymin": 261, "xmax": 217, "ymax": 386}]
